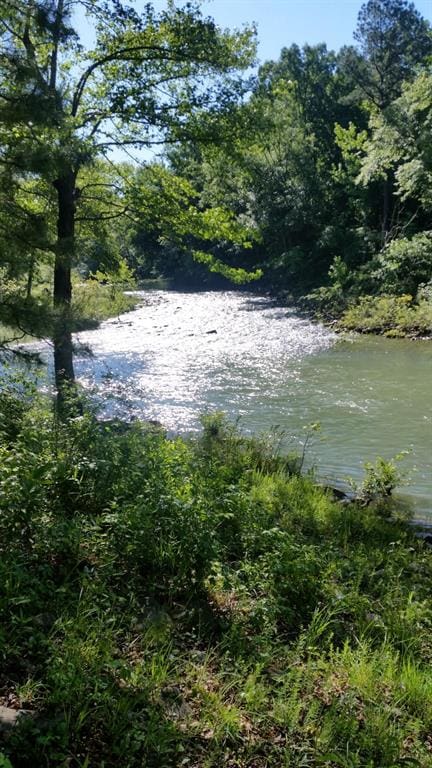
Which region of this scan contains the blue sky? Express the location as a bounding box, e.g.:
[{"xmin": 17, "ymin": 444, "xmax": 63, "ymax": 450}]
[
  {"xmin": 76, "ymin": 1, "xmax": 432, "ymax": 65},
  {"xmin": 194, "ymin": 0, "xmax": 432, "ymax": 64},
  {"xmin": 73, "ymin": 0, "xmax": 432, "ymax": 161}
]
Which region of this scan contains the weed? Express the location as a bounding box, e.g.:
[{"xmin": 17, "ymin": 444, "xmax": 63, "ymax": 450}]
[{"xmin": 0, "ymin": 398, "xmax": 431, "ymax": 766}]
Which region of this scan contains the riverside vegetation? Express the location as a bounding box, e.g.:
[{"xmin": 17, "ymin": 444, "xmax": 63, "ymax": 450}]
[
  {"xmin": 1, "ymin": 396, "xmax": 432, "ymax": 767},
  {"xmin": 0, "ymin": 270, "xmax": 137, "ymax": 345},
  {"xmin": 0, "ymin": 245, "xmax": 137, "ymax": 346},
  {"xmin": 1, "ymin": 1, "xmax": 432, "ymax": 766},
  {"xmin": 2, "ymin": 0, "xmax": 432, "ymax": 359}
]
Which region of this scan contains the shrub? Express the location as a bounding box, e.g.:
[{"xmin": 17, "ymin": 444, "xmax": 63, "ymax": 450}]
[
  {"xmin": 376, "ymin": 232, "xmax": 432, "ymax": 296},
  {"xmin": 1, "ymin": 401, "xmax": 432, "ymax": 767},
  {"xmin": 340, "ymin": 294, "xmax": 432, "ymax": 336},
  {"xmin": 71, "ymin": 276, "xmax": 136, "ymax": 328}
]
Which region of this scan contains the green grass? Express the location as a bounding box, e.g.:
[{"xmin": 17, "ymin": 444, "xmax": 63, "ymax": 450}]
[
  {"xmin": 70, "ymin": 278, "xmax": 137, "ymax": 329},
  {"xmin": 339, "ymin": 295, "xmax": 432, "ymax": 338},
  {"xmin": 0, "ymin": 400, "xmax": 432, "ymax": 767},
  {"xmin": 0, "ymin": 274, "xmax": 137, "ymax": 345}
]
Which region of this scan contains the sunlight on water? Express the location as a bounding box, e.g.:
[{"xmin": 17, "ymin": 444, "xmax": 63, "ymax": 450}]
[
  {"xmin": 16, "ymin": 290, "xmax": 432, "ymax": 517},
  {"xmin": 74, "ymin": 291, "xmax": 336, "ymax": 426}
]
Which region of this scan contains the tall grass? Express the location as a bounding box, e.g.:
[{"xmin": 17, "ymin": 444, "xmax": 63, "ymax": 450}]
[
  {"xmin": 0, "ymin": 273, "xmax": 137, "ymax": 345},
  {"xmin": 0, "ymin": 400, "xmax": 431, "ymax": 767}
]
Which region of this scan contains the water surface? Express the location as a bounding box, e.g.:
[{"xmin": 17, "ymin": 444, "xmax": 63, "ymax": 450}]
[{"xmin": 23, "ymin": 290, "xmax": 432, "ymax": 516}]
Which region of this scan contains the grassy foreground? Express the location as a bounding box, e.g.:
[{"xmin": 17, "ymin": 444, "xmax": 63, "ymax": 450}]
[{"xmin": 1, "ymin": 398, "xmax": 432, "ymax": 767}]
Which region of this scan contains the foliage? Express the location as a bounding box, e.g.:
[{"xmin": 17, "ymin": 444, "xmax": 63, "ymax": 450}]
[
  {"xmin": 340, "ymin": 0, "xmax": 432, "ymax": 110},
  {"xmin": 0, "ymin": 0, "xmax": 257, "ymax": 396},
  {"xmin": 335, "ymin": 123, "xmax": 369, "ymax": 168},
  {"xmin": 306, "ymin": 232, "xmax": 432, "ymax": 331},
  {"xmin": 0, "ymin": 398, "xmax": 431, "ymax": 766},
  {"xmin": 71, "ymin": 274, "xmax": 137, "ymax": 328},
  {"xmin": 339, "ymin": 294, "xmax": 432, "ymax": 337},
  {"xmin": 353, "ymin": 453, "xmax": 408, "ymax": 507},
  {"xmin": 258, "ymin": 43, "xmax": 353, "ymax": 163},
  {"xmin": 360, "ymin": 72, "xmax": 432, "ymax": 212},
  {"xmin": 374, "ymin": 233, "xmax": 432, "ymax": 296},
  {"xmin": 0, "ymin": 267, "xmax": 136, "ymax": 344},
  {"xmin": 126, "ymin": 164, "xmax": 261, "ymax": 285}
]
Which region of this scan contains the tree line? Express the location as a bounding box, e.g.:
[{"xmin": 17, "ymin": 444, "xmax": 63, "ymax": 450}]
[
  {"xmin": 156, "ymin": 0, "xmax": 432, "ymax": 310},
  {"xmin": 1, "ymin": 0, "xmax": 432, "ymax": 410}
]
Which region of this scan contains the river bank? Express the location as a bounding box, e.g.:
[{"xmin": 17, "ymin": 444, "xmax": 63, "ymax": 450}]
[
  {"xmin": 1, "ymin": 400, "xmax": 432, "ymax": 767},
  {"xmin": 68, "ymin": 290, "xmax": 431, "ymax": 517},
  {"xmin": 134, "ymin": 281, "xmax": 432, "ymax": 340},
  {"xmin": 6, "ymin": 288, "xmax": 431, "ymax": 518},
  {"xmin": 294, "ymin": 290, "xmax": 432, "ymax": 340},
  {"xmin": 0, "ymin": 277, "xmax": 137, "ymax": 346}
]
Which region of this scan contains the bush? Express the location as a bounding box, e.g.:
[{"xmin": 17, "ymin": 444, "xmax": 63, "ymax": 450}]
[
  {"xmin": 376, "ymin": 232, "xmax": 432, "ymax": 297},
  {"xmin": 1, "ymin": 399, "xmax": 432, "ymax": 767},
  {"xmin": 71, "ymin": 276, "xmax": 136, "ymax": 328},
  {"xmin": 305, "ymin": 234, "xmax": 432, "ymax": 335},
  {"xmin": 340, "ymin": 294, "xmax": 432, "ymax": 336}
]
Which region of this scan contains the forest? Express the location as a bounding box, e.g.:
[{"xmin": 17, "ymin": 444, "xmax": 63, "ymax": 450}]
[{"xmin": 1, "ymin": 1, "xmax": 432, "ymax": 766}]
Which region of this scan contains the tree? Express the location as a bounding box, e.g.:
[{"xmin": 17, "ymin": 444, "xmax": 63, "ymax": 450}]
[
  {"xmin": 359, "ymin": 71, "xmax": 432, "ymax": 227},
  {"xmin": 122, "ymin": 162, "xmax": 261, "ymax": 285},
  {"xmin": 338, "ymin": 0, "xmax": 432, "ymax": 237},
  {"xmin": 258, "ymin": 43, "xmax": 360, "ymax": 164},
  {"xmin": 0, "ymin": 0, "xmax": 255, "ymax": 411},
  {"xmin": 342, "ymin": 0, "xmax": 432, "ymax": 111}
]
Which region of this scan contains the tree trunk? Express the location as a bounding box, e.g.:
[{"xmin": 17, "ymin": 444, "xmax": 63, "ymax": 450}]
[
  {"xmin": 26, "ymin": 255, "xmax": 35, "ymax": 299},
  {"xmin": 53, "ymin": 172, "xmax": 77, "ymax": 415},
  {"xmin": 382, "ymin": 174, "xmax": 391, "ymax": 244}
]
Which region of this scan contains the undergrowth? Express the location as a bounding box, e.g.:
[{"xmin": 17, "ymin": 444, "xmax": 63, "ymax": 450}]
[
  {"xmin": 338, "ymin": 295, "xmax": 432, "ymax": 338},
  {"xmin": 0, "ymin": 274, "xmax": 136, "ymax": 344},
  {"xmin": 70, "ymin": 278, "xmax": 137, "ymax": 330},
  {"xmin": 0, "ymin": 395, "xmax": 431, "ymax": 767}
]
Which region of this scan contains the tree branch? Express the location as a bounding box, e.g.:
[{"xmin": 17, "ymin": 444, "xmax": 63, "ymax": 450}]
[
  {"xmin": 49, "ymin": 0, "xmax": 64, "ymax": 91},
  {"xmin": 76, "ymin": 207, "xmax": 129, "ymax": 222},
  {"xmin": 71, "ymin": 44, "xmax": 188, "ymax": 116},
  {"xmin": 71, "ymin": 41, "xmax": 231, "ymax": 116}
]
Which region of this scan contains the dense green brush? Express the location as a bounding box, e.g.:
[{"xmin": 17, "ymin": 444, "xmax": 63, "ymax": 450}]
[{"xmin": 0, "ymin": 398, "xmax": 431, "ymax": 767}]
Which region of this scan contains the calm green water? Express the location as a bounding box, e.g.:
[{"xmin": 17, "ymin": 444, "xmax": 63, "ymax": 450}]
[{"xmin": 24, "ymin": 290, "xmax": 432, "ymax": 516}]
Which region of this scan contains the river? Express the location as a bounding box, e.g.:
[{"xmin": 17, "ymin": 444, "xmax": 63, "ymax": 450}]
[{"xmin": 19, "ymin": 289, "xmax": 432, "ymax": 517}]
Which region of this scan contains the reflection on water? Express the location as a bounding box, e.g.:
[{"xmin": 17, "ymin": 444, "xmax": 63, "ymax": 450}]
[
  {"xmin": 74, "ymin": 291, "xmax": 336, "ymax": 425},
  {"xmin": 18, "ymin": 290, "xmax": 432, "ymax": 516}
]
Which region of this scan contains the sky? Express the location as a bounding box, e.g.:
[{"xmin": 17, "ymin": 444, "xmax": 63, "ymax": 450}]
[
  {"xmin": 167, "ymin": 0, "xmax": 431, "ymax": 63},
  {"xmin": 76, "ymin": 0, "xmax": 432, "ymax": 66},
  {"xmin": 73, "ymin": 0, "xmax": 432, "ymax": 161}
]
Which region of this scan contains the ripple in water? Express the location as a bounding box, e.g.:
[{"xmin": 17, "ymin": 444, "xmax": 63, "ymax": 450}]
[
  {"xmin": 13, "ymin": 289, "xmax": 432, "ymax": 517},
  {"xmin": 74, "ymin": 291, "xmax": 336, "ymax": 427}
]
